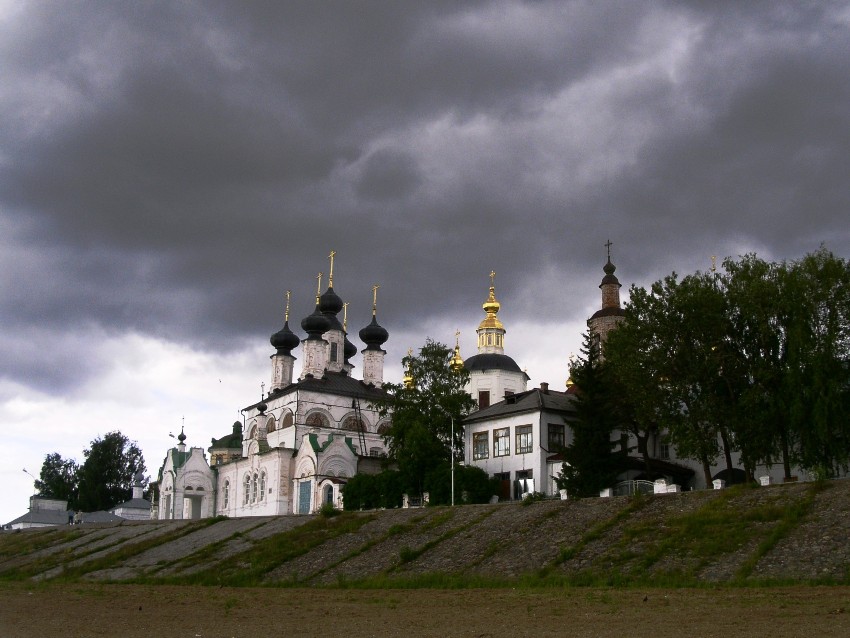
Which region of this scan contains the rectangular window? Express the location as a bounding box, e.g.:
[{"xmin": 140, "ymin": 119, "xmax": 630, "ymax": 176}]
[
  {"xmin": 473, "ymin": 432, "xmax": 489, "ymax": 460},
  {"xmin": 478, "ymin": 390, "xmax": 490, "ymax": 410},
  {"xmin": 548, "ymin": 423, "xmax": 565, "ymax": 451},
  {"xmin": 515, "ymin": 425, "xmax": 533, "ymax": 454},
  {"xmin": 660, "ymin": 442, "xmax": 670, "ymax": 460},
  {"xmin": 494, "ymin": 427, "xmax": 510, "ymax": 457}
]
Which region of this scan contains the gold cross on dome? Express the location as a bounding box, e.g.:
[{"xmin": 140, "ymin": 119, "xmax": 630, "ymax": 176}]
[
  {"xmin": 490, "ymin": 270, "xmax": 496, "ymax": 287},
  {"xmin": 605, "ymin": 239, "xmax": 613, "ymax": 261},
  {"xmin": 315, "ymin": 272, "xmax": 323, "ymax": 298},
  {"xmin": 328, "ymin": 250, "xmax": 336, "ymax": 286},
  {"xmin": 284, "ymin": 290, "xmax": 291, "ymax": 322},
  {"xmin": 372, "ymin": 284, "xmax": 380, "ymax": 314}
]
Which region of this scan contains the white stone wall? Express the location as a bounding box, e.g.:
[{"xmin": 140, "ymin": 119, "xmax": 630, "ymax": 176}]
[{"xmin": 466, "ymin": 368, "xmax": 527, "ymax": 408}]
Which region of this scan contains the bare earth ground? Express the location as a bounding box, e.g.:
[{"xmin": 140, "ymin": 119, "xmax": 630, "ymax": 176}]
[{"xmin": 1, "ymin": 583, "xmax": 849, "ymax": 638}]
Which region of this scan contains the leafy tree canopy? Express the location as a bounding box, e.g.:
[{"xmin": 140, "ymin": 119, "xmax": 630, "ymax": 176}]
[
  {"xmin": 35, "ymin": 453, "xmax": 79, "ymax": 508},
  {"xmin": 76, "ymin": 431, "xmax": 147, "ymax": 512},
  {"xmin": 372, "ymin": 338, "xmax": 477, "ymax": 496},
  {"xmin": 604, "ymin": 247, "xmax": 850, "ymax": 482}
]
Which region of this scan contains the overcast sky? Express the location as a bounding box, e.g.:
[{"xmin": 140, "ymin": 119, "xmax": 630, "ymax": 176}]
[{"xmin": 3, "ymin": 1, "xmax": 849, "ymax": 523}]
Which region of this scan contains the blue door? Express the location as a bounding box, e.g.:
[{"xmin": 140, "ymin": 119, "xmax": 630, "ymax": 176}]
[{"xmin": 298, "ymin": 480, "xmax": 312, "ymax": 514}]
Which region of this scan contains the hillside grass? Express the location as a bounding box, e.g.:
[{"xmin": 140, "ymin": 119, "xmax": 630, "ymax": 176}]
[{"xmin": 0, "ymin": 481, "xmax": 842, "ymax": 590}]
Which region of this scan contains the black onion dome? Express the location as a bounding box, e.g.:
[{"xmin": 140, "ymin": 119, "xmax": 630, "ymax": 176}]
[
  {"xmin": 463, "ymin": 353, "xmax": 524, "ymax": 374},
  {"xmin": 319, "ymin": 286, "xmax": 344, "ymax": 314},
  {"xmin": 270, "ymin": 320, "xmax": 300, "ymax": 355},
  {"xmin": 600, "ymin": 259, "xmax": 621, "ymax": 287},
  {"xmin": 319, "ymin": 287, "xmax": 344, "ymax": 331},
  {"xmin": 301, "ymin": 303, "xmax": 331, "ymax": 339},
  {"xmin": 343, "ymin": 334, "xmax": 358, "ymax": 361},
  {"xmin": 359, "ymin": 315, "xmax": 389, "ymax": 350}
]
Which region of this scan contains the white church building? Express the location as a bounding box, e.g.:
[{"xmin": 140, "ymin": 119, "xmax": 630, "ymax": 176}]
[
  {"xmin": 153, "ymin": 253, "xmax": 391, "ymax": 519},
  {"xmin": 461, "ymin": 249, "xmax": 818, "ymax": 497}
]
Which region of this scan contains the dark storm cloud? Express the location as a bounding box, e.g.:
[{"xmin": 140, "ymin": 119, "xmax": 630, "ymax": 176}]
[{"xmin": 2, "ymin": 0, "xmax": 850, "ymax": 391}]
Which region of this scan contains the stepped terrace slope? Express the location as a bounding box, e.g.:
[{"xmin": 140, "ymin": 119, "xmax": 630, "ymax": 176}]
[{"xmin": 1, "ymin": 480, "xmax": 848, "ymax": 588}]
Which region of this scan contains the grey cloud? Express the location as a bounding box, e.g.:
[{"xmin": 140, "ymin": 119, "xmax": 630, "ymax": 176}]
[
  {"xmin": 2, "ymin": 1, "xmax": 849, "ymax": 392},
  {"xmin": 355, "ymin": 149, "xmax": 422, "ymax": 201}
]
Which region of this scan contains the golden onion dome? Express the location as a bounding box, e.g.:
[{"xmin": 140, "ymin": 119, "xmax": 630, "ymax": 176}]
[
  {"xmin": 403, "ymin": 347, "xmax": 415, "ymax": 388},
  {"xmin": 449, "ymin": 330, "xmax": 464, "ymax": 372},
  {"xmin": 478, "ymin": 285, "xmax": 504, "ymax": 330}
]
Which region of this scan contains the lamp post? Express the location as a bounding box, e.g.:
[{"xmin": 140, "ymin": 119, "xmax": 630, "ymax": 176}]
[
  {"xmin": 450, "ymin": 414, "xmax": 455, "ymax": 507},
  {"xmin": 23, "ymin": 468, "xmax": 36, "ymax": 528}
]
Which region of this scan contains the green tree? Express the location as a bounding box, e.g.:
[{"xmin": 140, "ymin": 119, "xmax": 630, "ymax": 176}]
[
  {"xmin": 604, "ymin": 310, "xmax": 664, "ymax": 478},
  {"xmin": 784, "ymin": 249, "xmax": 850, "ymax": 475},
  {"xmin": 423, "ymin": 463, "xmax": 498, "ymax": 505},
  {"xmin": 373, "ymin": 338, "xmax": 477, "ymax": 497},
  {"xmin": 723, "ymin": 254, "xmax": 791, "ymax": 477},
  {"xmin": 342, "ymin": 470, "xmax": 404, "ymax": 510},
  {"xmin": 606, "ymin": 271, "xmax": 735, "ymax": 486},
  {"xmin": 556, "ymin": 332, "xmax": 623, "ymax": 497},
  {"xmin": 606, "ymin": 248, "xmax": 850, "ymax": 486},
  {"xmin": 723, "ymin": 249, "xmax": 850, "ymax": 478},
  {"xmin": 76, "ymin": 431, "xmax": 146, "ymax": 512},
  {"xmin": 35, "ymin": 453, "xmax": 79, "ymax": 508}
]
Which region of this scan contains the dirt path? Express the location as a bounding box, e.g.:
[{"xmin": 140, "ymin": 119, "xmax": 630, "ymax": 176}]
[{"xmin": 2, "ymin": 583, "xmax": 849, "ymax": 638}]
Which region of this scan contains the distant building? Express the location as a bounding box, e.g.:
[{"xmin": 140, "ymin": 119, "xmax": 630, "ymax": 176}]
[
  {"xmin": 4, "ymin": 496, "xmax": 72, "ymax": 529},
  {"xmin": 111, "ymin": 471, "xmax": 153, "ymax": 521},
  {"xmin": 4, "ymin": 496, "xmax": 124, "ymax": 529}
]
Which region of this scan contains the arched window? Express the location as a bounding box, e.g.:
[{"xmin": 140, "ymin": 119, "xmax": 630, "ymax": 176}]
[
  {"xmin": 243, "ymin": 474, "xmax": 250, "ymax": 505},
  {"xmin": 259, "ymin": 472, "xmax": 266, "ymax": 502},
  {"xmin": 324, "ymin": 484, "xmax": 334, "ymax": 505},
  {"xmin": 282, "ymin": 412, "xmax": 294, "ymax": 428},
  {"xmin": 223, "ymin": 480, "xmax": 230, "ymax": 509},
  {"xmin": 377, "ymin": 421, "xmax": 392, "ymax": 435},
  {"xmin": 251, "ymin": 473, "xmax": 258, "ymax": 503},
  {"xmin": 342, "ymin": 416, "xmax": 366, "ymax": 432},
  {"xmin": 306, "ymin": 412, "xmax": 330, "ymax": 428},
  {"xmin": 249, "ymin": 424, "xmax": 258, "ymax": 439},
  {"xmin": 266, "ymin": 416, "xmax": 276, "ymax": 434}
]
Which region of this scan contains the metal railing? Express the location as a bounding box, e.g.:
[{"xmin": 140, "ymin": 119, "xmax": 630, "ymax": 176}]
[{"xmin": 612, "ymin": 479, "xmax": 655, "ymax": 497}]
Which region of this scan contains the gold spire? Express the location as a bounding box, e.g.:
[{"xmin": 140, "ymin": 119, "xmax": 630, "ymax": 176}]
[
  {"xmin": 450, "ymin": 329, "xmax": 464, "ymax": 372},
  {"xmin": 343, "ymin": 301, "xmax": 349, "ymax": 331},
  {"xmin": 566, "ymin": 352, "xmax": 576, "ymax": 388},
  {"xmin": 315, "ymin": 272, "xmax": 323, "ymax": 303},
  {"xmin": 284, "ymin": 290, "xmax": 291, "ymax": 322},
  {"xmin": 328, "ymin": 250, "xmax": 336, "ymax": 287},
  {"xmin": 403, "ymin": 347, "xmax": 414, "ymax": 389},
  {"xmin": 372, "ymin": 284, "xmax": 380, "ymax": 316}
]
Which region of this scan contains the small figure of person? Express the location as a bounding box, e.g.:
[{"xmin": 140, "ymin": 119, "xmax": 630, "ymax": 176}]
[
  {"xmin": 73, "ymin": 511, "xmax": 81, "ymax": 525},
  {"xmin": 68, "ymin": 511, "xmax": 74, "ymax": 525}
]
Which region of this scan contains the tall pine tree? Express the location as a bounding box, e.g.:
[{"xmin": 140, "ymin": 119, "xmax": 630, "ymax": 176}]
[{"xmin": 557, "ymin": 331, "xmax": 623, "ymax": 497}]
